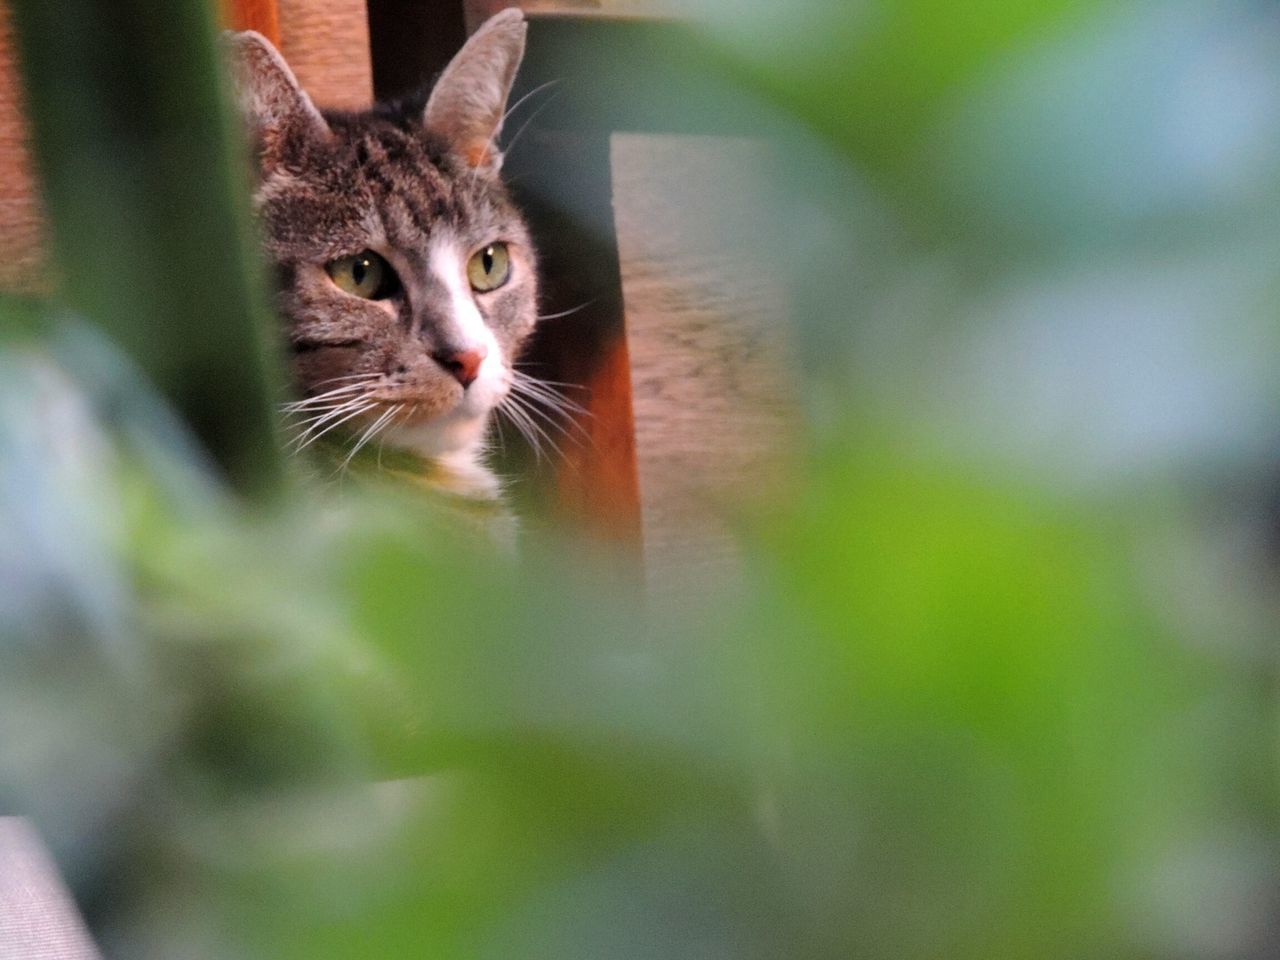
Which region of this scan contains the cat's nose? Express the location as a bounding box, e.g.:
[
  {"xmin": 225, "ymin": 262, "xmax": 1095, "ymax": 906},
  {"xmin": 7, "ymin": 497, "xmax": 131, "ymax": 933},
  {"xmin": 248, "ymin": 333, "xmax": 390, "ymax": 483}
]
[{"xmin": 432, "ymin": 345, "xmax": 488, "ymax": 388}]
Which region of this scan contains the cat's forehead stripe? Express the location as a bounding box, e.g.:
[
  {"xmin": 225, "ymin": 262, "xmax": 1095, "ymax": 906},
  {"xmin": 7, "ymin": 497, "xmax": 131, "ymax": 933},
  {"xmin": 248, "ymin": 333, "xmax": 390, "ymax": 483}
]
[{"xmin": 352, "ymin": 128, "xmax": 468, "ymax": 242}]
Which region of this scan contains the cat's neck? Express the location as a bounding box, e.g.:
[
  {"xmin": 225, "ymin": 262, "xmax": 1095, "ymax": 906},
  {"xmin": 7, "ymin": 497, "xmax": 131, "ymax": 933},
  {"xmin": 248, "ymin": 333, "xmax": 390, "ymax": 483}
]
[
  {"xmin": 378, "ymin": 409, "xmax": 502, "ymax": 500},
  {"xmin": 422, "ymin": 448, "xmax": 503, "ymax": 502},
  {"xmin": 379, "ymin": 439, "xmax": 516, "ymax": 552}
]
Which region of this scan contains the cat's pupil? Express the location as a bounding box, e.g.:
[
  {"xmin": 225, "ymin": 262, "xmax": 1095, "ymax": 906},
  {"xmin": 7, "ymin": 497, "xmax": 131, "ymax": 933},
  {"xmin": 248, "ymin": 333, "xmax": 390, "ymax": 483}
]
[
  {"xmin": 482, "ymin": 248, "xmax": 494, "ymax": 274},
  {"xmin": 353, "ymin": 259, "xmax": 367, "ymax": 284}
]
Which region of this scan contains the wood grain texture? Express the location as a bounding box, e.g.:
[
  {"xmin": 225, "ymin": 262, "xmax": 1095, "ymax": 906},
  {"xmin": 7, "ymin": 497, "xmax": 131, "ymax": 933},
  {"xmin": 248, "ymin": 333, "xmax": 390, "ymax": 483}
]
[
  {"xmin": 221, "ymin": 0, "xmax": 281, "ymax": 43},
  {"xmin": 276, "ymin": 0, "xmax": 372, "ymax": 110},
  {"xmin": 550, "ymin": 336, "xmax": 642, "ymax": 541},
  {"xmin": 612, "ymin": 133, "xmax": 799, "ymax": 601},
  {"xmin": 0, "ymin": 0, "xmax": 46, "ymax": 294}
]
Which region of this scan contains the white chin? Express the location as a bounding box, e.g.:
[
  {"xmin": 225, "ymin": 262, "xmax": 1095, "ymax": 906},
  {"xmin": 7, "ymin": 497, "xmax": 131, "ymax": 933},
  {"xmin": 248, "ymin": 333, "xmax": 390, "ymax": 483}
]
[
  {"xmin": 384, "ymin": 406, "xmax": 491, "ymax": 459},
  {"xmin": 382, "ymin": 366, "xmax": 507, "ymax": 460}
]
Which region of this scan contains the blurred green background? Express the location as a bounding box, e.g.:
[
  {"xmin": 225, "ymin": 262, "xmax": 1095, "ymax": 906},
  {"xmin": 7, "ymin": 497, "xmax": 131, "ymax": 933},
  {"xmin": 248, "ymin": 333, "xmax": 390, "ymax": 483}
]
[{"xmin": 2, "ymin": 0, "xmax": 1278, "ymax": 957}]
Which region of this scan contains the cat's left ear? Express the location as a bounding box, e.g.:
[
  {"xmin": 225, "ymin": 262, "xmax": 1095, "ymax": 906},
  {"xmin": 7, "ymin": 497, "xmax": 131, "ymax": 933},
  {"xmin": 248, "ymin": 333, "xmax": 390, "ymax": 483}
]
[
  {"xmin": 226, "ymin": 30, "xmax": 330, "ymax": 150},
  {"xmin": 423, "ymin": 9, "xmax": 527, "ymax": 171}
]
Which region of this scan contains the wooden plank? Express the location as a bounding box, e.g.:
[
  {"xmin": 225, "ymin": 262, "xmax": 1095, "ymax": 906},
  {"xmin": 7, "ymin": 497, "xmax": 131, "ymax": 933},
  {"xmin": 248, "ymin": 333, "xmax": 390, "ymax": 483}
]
[
  {"xmin": 612, "ymin": 133, "xmax": 799, "ymax": 601},
  {"xmin": 274, "ymin": 0, "xmax": 372, "ymax": 110},
  {"xmin": 494, "ymin": 11, "xmax": 765, "ymax": 571},
  {"xmin": 220, "ymin": 0, "xmax": 280, "ymax": 44},
  {"xmin": 505, "ymin": 127, "xmax": 644, "ymax": 568},
  {"xmin": 0, "ymin": 0, "xmax": 45, "ymax": 294},
  {"xmin": 551, "ymin": 331, "xmax": 642, "ymax": 544}
]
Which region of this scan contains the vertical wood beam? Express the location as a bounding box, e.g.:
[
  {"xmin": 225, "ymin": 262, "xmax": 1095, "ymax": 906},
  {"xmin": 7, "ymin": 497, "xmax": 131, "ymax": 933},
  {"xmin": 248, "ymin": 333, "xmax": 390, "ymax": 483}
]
[
  {"xmin": 613, "ymin": 134, "xmax": 798, "ymax": 602},
  {"xmin": 508, "ymin": 127, "xmax": 644, "ymax": 560},
  {"xmin": 274, "ymin": 0, "xmax": 372, "ymax": 109},
  {"xmin": 500, "ymin": 18, "xmax": 645, "ymax": 569},
  {"xmin": 222, "ymin": 0, "xmax": 372, "ymax": 111},
  {"xmin": 0, "ymin": 0, "xmax": 44, "ymax": 293},
  {"xmin": 220, "ymin": 0, "xmax": 280, "ymax": 44}
]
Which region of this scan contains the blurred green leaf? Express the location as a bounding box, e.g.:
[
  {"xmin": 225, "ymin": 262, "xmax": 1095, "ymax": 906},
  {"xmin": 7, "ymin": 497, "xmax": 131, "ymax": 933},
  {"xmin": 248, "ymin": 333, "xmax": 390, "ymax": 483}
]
[
  {"xmin": 2, "ymin": 1, "xmax": 1278, "ymax": 958},
  {"xmin": 9, "ymin": 0, "xmax": 283, "ymax": 499}
]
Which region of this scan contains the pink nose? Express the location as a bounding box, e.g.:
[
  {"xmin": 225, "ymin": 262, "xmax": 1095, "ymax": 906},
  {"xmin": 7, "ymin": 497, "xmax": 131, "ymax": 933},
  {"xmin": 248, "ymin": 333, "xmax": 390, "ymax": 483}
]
[{"xmin": 432, "ymin": 345, "xmax": 487, "ymax": 388}]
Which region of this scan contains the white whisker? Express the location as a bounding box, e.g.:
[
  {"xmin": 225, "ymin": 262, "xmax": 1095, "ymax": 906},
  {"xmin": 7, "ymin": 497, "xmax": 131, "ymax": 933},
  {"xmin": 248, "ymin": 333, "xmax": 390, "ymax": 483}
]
[
  {"xmin": 508, "ymin": 373, "xmax": 591, "ymax": 439},
  {"xmin": 281, "ymin": 382, "xmax": 376, "ymax": 413},
  {"xmin": 312, "ymin": 372, "xmax": 382, "ymax": 387},
  {"xmin": 512, "ymin": 367, "xmax": 587, "ymax": 398},
  {"xmin": 293, "ymin": 401, "xmax": 377, "ymax": 452},
  {"xmin": 509, "ymin": 377, "xmax": 588, "ymax": 417},
  {"xmin": 339, "ymin": 404, "xmax": 402, "ymax": 471},
  {"xmin": 469, "ymin": 78, "xmax": 567, "ymax": 191},
  {"xmin": 501, "ymin": 393, "xmax": 563, "ymax": 461},
  {"xmin": 500, "ymin": 89, "xmax": 563, "ymax": 164},
  {"xmin": 513, "ymin": 391, "xmax": 588, "ymax": 445},
  {"xmin": 379, "ymin": 404, "xmax": 413, "ymax": 468},
  {"xmin": 497, "ymin": 397, "xmax": 547, "ymax": 462},
  {"xmin": 502, "ymin": 77, "xmax": 563, "ymax": 130},
  {"xmin": 511, "ymin": 365, "xmax": 589, "ymax": 390},
  {"xmin": 535, "ymin": 300, "xmax": 595, "ymax": 322},
  {"xmin": 287, "ymin": 394, "xmax": 373, "ymax": 444},
  {"xmin": 487, "ymin": 408, "xmax": 508, "ymax": 458},
  {"xmin": 500, "ymin": 369, "xmax": 593, "ymax": 449}
]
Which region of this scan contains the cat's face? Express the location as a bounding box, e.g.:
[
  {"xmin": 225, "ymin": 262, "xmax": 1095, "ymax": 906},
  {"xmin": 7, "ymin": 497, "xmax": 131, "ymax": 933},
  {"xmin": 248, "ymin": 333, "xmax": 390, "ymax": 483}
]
[{"xmin": 231, "ymin": 12, "xmax": 536, "ymax": 460}]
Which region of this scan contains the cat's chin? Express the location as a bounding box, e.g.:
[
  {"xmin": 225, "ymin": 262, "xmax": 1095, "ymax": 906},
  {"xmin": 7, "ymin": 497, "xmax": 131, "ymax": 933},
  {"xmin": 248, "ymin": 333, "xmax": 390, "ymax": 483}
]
[{"xmin": 382, "ymin": 406, "xmax": 491, "ymax": 461}]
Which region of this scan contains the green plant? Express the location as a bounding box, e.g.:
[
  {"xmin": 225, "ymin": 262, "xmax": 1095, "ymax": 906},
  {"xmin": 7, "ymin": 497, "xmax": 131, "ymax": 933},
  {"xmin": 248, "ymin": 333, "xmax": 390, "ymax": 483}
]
[{"xmin": 2, "ymin": 0, "xmax": 1276, "ymax": 957}]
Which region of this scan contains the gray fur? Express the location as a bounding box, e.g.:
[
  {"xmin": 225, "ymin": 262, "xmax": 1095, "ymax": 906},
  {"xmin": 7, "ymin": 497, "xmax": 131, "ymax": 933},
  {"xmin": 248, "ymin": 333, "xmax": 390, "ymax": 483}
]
[
  {"xmin": 424, "ymin": 8, "xmax": 527, "ymax": 171},
  {"xmin": 227, "ymin": 30, "xmax": 330, "ymax": 155},
  {"xmin": 230, "ymin": 13, "xmax": 538, "ymax": 499}
]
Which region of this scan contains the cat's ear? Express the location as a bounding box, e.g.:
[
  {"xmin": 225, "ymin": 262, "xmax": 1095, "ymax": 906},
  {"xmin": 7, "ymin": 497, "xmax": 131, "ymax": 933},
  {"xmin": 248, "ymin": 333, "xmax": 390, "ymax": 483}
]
[
  {"xmin": 226, "ymin": 30, "xmax": 330, "ymax": 150},
  {"xmin": 423, "ymin": 9, "xmax": 527, "ymax": 171}
]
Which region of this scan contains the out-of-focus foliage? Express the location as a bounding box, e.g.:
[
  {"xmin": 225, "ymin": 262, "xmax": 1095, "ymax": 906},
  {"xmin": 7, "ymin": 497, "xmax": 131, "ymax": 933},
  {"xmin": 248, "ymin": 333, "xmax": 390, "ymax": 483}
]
[
  {"xmin": 9, "ymin": 0, "xmax": 282, "ymax": 497},
  {"xmin": 2, "ymin": 1, "xmax": 1278, "ymax": 959}
]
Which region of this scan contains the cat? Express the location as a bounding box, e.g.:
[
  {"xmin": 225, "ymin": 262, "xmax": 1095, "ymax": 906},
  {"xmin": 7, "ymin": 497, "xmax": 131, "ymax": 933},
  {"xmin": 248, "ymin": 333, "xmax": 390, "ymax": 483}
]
[{"xmin": 229, "ymin": 10, "xmax": 542, "ymax": 506}]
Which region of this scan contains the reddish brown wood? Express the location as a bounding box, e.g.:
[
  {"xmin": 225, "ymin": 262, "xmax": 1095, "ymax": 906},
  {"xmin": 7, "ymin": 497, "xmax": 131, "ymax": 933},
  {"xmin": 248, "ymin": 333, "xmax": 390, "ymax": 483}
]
[
  {"xmin": 220, "ymin": 0, "xmax": 280, "ymax": 44},
  {"xmin": 552, "ymin": 336, "xmax": 643, "ymax": 546},
  {"xmin": 274, "ymin": 0, "xmax": 373, "ymax": 109},
  {"xmin": 0, "ymin": 0, "xmax": 46, "ymax": 293},
  {"xmin": 505, "ymin": 120, "xmax": 645, "ymax": 571}
]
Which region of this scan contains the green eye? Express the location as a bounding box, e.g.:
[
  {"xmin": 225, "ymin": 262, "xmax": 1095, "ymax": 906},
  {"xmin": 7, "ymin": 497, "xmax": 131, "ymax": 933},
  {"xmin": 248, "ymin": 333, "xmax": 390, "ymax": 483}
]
[
  {"xmin": 467, "ymin": 243, "xmax": 511, "ymax": 292},
  {"xmin": 325, "ymin": 250, "xmax": 400, "ymax": 299}
]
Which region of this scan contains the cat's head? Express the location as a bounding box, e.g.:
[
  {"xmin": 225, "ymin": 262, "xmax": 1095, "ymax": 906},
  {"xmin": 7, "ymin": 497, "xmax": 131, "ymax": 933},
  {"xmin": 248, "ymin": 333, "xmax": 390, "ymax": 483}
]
[{"xmin": 229, "ymin": 11, "xmax": 536, "ymax": 461}]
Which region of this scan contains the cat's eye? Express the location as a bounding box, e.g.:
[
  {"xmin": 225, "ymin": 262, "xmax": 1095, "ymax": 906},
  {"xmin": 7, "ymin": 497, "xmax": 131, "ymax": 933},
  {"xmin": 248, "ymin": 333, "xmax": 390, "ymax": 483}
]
[
  {"xmin": 325, "ymin": 250, "xmax": 400, "ymax": 300},
  {"xmin": 467, "ymin": 243, "xmax": 510, "ymax": 292}
]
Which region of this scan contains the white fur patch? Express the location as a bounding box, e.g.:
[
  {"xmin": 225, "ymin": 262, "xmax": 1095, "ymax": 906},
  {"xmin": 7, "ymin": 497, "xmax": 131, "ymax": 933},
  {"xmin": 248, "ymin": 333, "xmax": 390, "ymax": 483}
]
[
  {"xmin": 427, "ymin": 234, "xmax": 506, "ymax": 418},
  {"xmin": 383, "ymin": 234, "xmax": 508, "ymax": 462}
]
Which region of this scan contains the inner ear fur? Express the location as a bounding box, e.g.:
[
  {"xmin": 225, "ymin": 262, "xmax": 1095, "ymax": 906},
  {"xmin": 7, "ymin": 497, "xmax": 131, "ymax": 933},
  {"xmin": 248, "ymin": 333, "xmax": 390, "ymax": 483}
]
[
  {"xmin": 227, "ymin": 30, "xmax": 330, "ymax": 154},
  {"xmin": 423, "ymin": 9, "xmax": 527, "ymax": 171}
]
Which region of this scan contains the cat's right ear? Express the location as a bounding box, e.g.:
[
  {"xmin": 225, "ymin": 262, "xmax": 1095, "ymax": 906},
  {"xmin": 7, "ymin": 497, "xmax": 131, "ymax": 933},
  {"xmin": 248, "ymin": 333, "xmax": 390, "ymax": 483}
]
[
  {"xmin": 423, "ymin": 9, "xmax": 527, "ymax": 171},
  {"xmin": 225, "ymin": 31, "xmax": 330, "ymax": 154}
]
